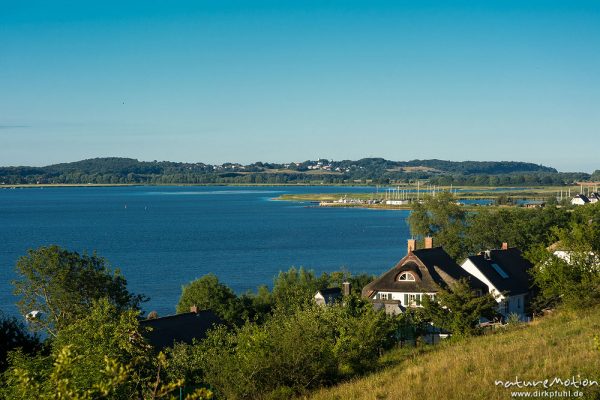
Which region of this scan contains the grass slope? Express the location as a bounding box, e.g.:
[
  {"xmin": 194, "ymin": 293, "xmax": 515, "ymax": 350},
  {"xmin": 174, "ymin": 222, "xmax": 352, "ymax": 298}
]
[{"xmin": 306, "ymin": 307, "xmax": 600, "ymax": 400}]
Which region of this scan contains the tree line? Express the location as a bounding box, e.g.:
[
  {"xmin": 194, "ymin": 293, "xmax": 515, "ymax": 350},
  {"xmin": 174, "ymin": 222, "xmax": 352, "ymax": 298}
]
[{"xmin": 2, "ymin": 157, "xmax": 596, "ymax": 186}]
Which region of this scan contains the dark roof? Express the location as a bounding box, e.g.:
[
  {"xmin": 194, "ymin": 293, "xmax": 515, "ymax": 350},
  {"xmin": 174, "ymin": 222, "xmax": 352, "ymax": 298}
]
[
  {"xmin": 574, "ymin": 194, "xmax": 590, "ymax": 202},
  {"xmin": 362, "ymin": 247, "xmax": 487, "ymax": 297},
  {"xmin": 316, "ymin": 287, "xmax": 342, "ymax": 296},
  {"xmin": 465, "ymin": 248, "xmax": 533, "ymax": 295},
  {"xmin": 140, "ymin": 310, "xmax": 223, "ymax": 350}
]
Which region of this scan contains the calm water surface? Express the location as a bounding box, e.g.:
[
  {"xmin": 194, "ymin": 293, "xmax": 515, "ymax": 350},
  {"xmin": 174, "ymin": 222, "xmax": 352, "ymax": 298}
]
[{"xmin": 0, "ymin": 186, "xmax": 410, "ymax": 317}]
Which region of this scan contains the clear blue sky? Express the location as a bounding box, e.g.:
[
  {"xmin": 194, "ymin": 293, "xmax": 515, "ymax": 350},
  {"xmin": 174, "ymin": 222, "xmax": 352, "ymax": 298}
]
[{"xmin": 1, "ymin": 1, "xmax": 599, "ymax": 172}]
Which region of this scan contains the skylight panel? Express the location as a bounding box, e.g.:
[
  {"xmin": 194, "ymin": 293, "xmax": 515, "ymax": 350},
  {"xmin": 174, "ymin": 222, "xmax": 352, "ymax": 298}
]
[{"xmin": 491, "ymin": 263, "xmax": 509, "ymax": 278}]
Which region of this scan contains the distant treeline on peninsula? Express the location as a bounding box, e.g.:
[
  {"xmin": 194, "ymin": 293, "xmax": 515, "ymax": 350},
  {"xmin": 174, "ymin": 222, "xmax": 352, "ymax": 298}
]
[{"xmin": 0, "ymin": 157, "xmax": 597, "ymax": 186}]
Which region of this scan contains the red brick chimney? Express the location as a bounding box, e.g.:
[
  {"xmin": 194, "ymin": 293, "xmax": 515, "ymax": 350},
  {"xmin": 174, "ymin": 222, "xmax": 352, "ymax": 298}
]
[
  {"xmin": 501, "ymin": 242, "xmax": 508, "ymax": 250},
  {"xmin": 407, "ymin": 239, "xmax": 416, "ymax": 253},
  {"xmin": 424, "ymin": 236, "xmax": 433, "ymax": 249}
]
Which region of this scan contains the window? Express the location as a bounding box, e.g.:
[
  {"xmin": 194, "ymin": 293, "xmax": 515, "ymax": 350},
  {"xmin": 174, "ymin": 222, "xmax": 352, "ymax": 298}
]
[
  {"xmin": 398, "ymin": 272, "xmax": 416, "ymax": 281},
  {"xmin": 502, "ymin": 300, "xmax": 509, "ymax": 314},
  {"xmin": 408, "ymin": 294, "xmax": 421, "ymax": 306},
  {"xmin": 379, "ymin": 293, "xmax": 389, "ymax": 300},
  {"xmin": 491, "ymin": 263, "xmax": 509, "ymax": 278}
]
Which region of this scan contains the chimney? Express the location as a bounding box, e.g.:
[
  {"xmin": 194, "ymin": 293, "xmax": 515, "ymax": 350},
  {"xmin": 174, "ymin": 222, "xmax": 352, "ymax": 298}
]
[
  {"xmin": 190, "ymin": 305, "xmax": 198, "ymax": 313},
  {"xmin": 407, "ymin": 239, "xmax": 416, "ymax": 253},
  {"xmin": 342, "ymin": 281, "xmax": 351, "ymax": 296},
  {"xmin": 501, "ymin": 242, "xmax": 508, "ymax": 250},
  {"xmin": 424, "ymin": 236, "xmax": 433, "ymax": 249}
]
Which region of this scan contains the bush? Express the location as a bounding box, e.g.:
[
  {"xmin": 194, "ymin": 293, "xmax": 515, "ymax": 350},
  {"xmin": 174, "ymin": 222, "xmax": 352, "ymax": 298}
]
[{"xmin": 196, "ymin": 302, "xmax": 397, "ymax": 399}]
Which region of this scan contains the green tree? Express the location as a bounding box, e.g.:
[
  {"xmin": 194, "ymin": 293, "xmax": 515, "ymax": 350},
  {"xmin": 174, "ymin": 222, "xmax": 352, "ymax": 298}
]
[
  {"xmin": 0, "ymin": 312, "xmax": 40, "ymax": 372},
  {"xmin": 12, "ymin": 245, "xmax": 147, "ymax": 336},
  {"xmin": 2, "ymin": 299, "xmax": 212, "ymax": 400},
  {"xmin": 176, "ymin": 274, "xmax": 240, "ymax": 325},
  {"xmin": 495, "ymin": 194, "xmax": 512, "ymax": 205},
  {"xmin": 529, "ymin": 247, "xmax": 600, "ymax": 311},
  {"xmin": 408, "ymin": 192, "xmax": 467, "ymax": 260},
  {"xmin": 199, "ymin": 311, "xmax": 338, "ymax": 400},
  {"xmin": 528, "ymin": 205, "xmax": 600, "ymax": 310},
  {"xmin": 3, "ymin": 345, "xmax": 131, "ymax": 400},
  {"xmin": 236, "ymin": 285, "xmax": 274, "ymax": 324},
  {"xmin": 421, "ymin": 279, "xmax": 498, "ymax": 337},
  {"xmin": 271, "ymin": 267, "xmax": 328, "ymax": 312},
  {"xmin": 198, "ymin": 301, "xmax": 397, "ymax": 399},
  {"xmin": 466, "ymin": 206, "xmax": 570, "ymax": 255},
  {"xmin": 330, "ymin": 301, "xmax": 396, "ymax": 374}
]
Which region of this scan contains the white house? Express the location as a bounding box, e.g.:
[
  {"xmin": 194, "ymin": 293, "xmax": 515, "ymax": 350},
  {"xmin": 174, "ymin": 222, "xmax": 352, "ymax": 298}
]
[
  {"xmin": 385, "ymin": 200, "xmax": 410, "ymax": 206},
  {"xmin": 460, "ymin": 244, "xmax": 533, "ymax": 321},
  {"xmin": 571, "ymin": 194, "xmax": 591, "ymax": 206},
  {"xmin": 363, "ymin": 238, "xmax": 487, "ymax": 343},
  {"xmin": 362, "ymin": 238, "xmax": 487, "ymax": 315},
  {"xmin": 314, "ymin": 282, "xmax": 351, "ymax": 306},
  {"xmin": 314, "ymin": 287, "xmax": 342, "ymax": 306}
]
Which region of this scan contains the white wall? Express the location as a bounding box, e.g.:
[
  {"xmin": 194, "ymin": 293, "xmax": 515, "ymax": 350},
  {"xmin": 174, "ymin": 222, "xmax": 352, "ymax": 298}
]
[
  {"xmin": 371, "ymin": 291, "xmax": 436, "ymax": 307},
  {"xmin": 460, "ymin": 259, "xmax": 505, "ymax": 301},
  {"xmin": 461, "ymin": 259, "xmax": 529, "ymax": 320}
]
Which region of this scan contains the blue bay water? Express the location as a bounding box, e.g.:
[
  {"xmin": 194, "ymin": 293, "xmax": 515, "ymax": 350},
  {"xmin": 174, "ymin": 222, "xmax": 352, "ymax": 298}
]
[{"xmin": 0, "ymin": 186, "xmax": 411, "ymax": 317}]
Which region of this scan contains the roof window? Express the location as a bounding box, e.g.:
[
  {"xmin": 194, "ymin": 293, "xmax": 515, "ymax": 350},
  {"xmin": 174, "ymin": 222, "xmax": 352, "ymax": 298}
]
[
  {"xmin": 398, "ymin": 272, "xmax": 416, "ymax": 281},
  {"xmin": 491, "ymin": 263, "xmax": 509, "ymax": 278}
]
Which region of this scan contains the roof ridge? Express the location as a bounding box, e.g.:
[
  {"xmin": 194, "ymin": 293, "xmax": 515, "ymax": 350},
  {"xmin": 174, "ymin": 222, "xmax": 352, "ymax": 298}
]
[{"xmin": 141, "ymin": 310, "xmax": 212, "ymax": 322}]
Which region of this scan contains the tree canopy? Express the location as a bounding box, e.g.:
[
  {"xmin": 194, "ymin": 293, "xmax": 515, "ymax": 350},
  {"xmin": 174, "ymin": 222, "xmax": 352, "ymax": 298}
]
[
  {"xmin": 176, "ymin": 274, "xmax": 240, "ymax": 324},
  {"xmin": 12, "ymin": 245, "xmax": 147, "ymax": 336},
  {"xmin": 408, "ymin": 192, "xmax": 468, "ymax": 260},
  {"xmin": 420, "ymin": 279, "xmax": 499, "ymax": 336}
]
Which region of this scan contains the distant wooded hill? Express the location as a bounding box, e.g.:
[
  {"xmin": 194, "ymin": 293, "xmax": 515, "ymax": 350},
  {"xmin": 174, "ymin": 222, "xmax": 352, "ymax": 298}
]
[{"xmin": 0, "ymin": 157, "xmax": 597, "ymax": 186}]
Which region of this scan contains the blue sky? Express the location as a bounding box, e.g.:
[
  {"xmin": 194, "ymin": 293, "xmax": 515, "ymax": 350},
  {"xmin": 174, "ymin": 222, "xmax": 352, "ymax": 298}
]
[{"xmin": 1, "ymin": 1, "xmax": 599, "ymax": 172}]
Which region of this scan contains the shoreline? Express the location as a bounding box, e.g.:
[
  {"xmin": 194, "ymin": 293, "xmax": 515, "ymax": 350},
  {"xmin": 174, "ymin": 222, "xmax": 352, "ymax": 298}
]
[
  {"xmin": 0, "ymin": 183, "xmax": 574, "ymax": 190},
  {"xmin": 0, "ymin": 183, "xmax": 378, "ymax": 189}
]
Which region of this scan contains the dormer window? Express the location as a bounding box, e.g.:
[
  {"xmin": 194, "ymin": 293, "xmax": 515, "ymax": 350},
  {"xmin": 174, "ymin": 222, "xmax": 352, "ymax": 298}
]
[{"xmin": 398, "ymin": 272, "xmax": 416, "ymax": 281}]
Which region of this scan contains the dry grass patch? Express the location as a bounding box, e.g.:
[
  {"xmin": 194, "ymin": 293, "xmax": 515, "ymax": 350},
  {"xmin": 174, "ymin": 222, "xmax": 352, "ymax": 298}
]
[{"xmin": 306, "ymin": 307, "xmax": 600, "ymax": 400}]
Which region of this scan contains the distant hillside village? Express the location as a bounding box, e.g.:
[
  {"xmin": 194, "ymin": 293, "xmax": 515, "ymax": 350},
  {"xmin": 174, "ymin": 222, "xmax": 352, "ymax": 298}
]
[{"xmin": 1, "ymin": 156, "xmax": 598, "ymax": 185}]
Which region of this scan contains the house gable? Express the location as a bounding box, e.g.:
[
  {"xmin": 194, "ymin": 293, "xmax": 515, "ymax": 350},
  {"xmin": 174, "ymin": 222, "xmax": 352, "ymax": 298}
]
[
  {"xmin": 362, "ymin": 247, "xmax": 487, "ymax": 299},
  {"xmin": 461, "ymin": 248, "xmax": 533, "ymax": 297}
]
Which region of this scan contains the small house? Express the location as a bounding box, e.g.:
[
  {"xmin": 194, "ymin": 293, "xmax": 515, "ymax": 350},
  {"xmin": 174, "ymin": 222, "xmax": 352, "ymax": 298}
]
[
  {"xmin": 140, "ymin": 306, "xmax": 223, "ymax": 351},
  {"xmin": 460, "ymin": 244, "xmax": 534, "ymax": 320},
  {"xmin": 571, "ymin": 194, "xmax": 590, "ymax": 206},
  {"xmin": 362, "ymin": 238, "xmax": 487, "ymax": 315}
]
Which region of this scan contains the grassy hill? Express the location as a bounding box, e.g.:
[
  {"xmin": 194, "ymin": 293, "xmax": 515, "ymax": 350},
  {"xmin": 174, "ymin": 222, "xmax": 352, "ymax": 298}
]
[{"xmin": 306, "ymin": 306, "xmax": 600, "ymax": 400}]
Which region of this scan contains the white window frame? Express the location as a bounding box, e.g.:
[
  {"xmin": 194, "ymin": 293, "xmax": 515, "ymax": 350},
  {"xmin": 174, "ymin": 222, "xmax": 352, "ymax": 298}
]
[{"xmin": 398, "ymin": 272, "xmax": 416, "ymax": 281}]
